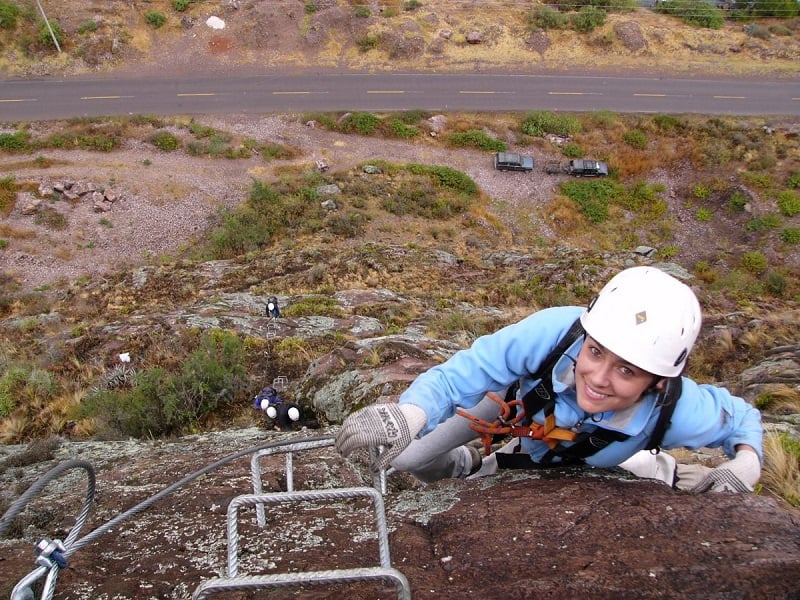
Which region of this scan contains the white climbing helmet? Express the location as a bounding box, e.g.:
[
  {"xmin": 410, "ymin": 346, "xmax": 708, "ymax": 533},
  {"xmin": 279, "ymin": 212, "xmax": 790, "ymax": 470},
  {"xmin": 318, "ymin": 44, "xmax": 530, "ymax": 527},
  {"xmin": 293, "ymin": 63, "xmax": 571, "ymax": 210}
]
[{"xmin": 579, "ymin": 266, "xmax": 702, "ymax": 377}]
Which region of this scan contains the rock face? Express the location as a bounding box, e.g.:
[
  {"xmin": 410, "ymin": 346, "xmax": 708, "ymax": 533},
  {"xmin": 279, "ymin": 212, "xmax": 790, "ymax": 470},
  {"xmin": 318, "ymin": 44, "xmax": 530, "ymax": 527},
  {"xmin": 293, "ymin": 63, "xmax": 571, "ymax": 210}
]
[{"xmin": 1, "ymin": 429, "xmax": 799, "ymax": 599}]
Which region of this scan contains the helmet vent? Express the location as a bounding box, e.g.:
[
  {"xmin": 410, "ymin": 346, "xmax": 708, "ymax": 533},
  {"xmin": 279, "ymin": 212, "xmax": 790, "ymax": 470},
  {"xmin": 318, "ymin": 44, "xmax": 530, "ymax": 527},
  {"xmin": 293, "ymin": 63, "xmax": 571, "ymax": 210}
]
[{"xmin": 673, "ymin": 348, "xmax": 688, "ymax": 367}]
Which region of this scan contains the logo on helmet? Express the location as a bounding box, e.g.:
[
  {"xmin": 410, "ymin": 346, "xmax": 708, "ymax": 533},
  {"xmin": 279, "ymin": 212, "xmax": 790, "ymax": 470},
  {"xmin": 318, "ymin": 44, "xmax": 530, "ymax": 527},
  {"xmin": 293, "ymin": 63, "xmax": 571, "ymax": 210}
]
[{"xmin": 635, "ymin": 311, "xmax": 647, "ymax": 325}]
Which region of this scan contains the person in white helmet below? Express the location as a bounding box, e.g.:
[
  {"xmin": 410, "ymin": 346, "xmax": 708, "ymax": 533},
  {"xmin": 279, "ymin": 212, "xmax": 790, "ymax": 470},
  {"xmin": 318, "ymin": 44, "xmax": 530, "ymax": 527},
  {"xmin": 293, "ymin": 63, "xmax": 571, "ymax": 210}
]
[{"xmin": 335, "ymin": 266, "xmax": 763, "ymax": 493}]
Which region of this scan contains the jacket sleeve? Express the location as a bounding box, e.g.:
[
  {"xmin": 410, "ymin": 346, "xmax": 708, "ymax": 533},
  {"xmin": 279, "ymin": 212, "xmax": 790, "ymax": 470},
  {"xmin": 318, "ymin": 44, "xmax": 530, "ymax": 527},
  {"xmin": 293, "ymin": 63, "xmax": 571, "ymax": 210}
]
[
  {"xmin": 399, "ymin": 305, "xmax": 585, "ymax": 436},
  {"xmin": 661, "ymin": 377, "xmax": 764, "ymax": 462}
]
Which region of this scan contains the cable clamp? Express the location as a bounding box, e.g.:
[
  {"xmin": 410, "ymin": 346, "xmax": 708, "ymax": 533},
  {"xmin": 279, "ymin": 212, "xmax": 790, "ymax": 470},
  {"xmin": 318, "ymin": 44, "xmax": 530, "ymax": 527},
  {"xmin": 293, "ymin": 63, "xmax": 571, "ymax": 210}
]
[{"xmin": 34, "ymin": 538, "xmax": 67, "ymax": 569}]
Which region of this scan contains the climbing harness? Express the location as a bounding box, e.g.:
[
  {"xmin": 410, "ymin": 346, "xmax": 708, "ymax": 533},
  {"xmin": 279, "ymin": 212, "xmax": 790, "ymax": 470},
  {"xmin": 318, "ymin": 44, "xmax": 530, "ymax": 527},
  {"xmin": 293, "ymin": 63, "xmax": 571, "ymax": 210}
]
[
  {"xmin": 2, "ymin": 435, "xmax": 409, "ymax": 600},
  {"xmin": 456, "ymin": 391, "xmax": 576, "ymax": 456},
  {"xmin": 457, "ymin": 318, "xmax": 682, "ymax": 467}
]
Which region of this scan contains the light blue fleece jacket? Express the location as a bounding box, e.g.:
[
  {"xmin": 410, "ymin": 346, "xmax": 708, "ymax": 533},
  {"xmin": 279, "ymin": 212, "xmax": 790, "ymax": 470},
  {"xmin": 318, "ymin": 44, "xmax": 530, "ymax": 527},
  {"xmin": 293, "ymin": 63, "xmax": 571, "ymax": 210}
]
[{"xmin": 398, "ymin": 305, "xmax": 763, "ymax": 466}]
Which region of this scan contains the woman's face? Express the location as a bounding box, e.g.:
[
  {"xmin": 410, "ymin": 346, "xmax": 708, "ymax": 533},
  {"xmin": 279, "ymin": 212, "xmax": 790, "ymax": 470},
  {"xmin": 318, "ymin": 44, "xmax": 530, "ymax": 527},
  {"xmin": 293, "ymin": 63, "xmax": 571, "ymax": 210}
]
[{"xmin": 574, "ymin": 335, "xmax": 661, "ymax": 414}]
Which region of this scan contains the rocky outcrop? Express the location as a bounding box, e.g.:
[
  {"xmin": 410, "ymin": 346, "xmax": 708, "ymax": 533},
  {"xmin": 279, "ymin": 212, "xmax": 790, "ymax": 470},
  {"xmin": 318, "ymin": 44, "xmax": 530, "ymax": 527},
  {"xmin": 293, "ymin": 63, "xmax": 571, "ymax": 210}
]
[{"xmin": 1, "ymin": 428, "xmax": 799, "ymax": 599}]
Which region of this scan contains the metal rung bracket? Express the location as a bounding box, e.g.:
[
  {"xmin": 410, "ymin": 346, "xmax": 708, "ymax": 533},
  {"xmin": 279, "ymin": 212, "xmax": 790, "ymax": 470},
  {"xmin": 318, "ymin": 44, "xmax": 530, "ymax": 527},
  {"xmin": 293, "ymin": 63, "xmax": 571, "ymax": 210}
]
[{"xmin": 192, "ymin": 488, "xmax": 410, "ymax": 600}]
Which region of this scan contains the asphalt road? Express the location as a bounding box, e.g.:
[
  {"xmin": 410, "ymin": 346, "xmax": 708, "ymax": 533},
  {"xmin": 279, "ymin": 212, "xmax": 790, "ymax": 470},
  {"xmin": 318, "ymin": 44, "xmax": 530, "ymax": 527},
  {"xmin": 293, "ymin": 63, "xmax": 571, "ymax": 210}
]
[{"xmin": 1, "ymin": 72, "xmax": 798, "ymax": 121}]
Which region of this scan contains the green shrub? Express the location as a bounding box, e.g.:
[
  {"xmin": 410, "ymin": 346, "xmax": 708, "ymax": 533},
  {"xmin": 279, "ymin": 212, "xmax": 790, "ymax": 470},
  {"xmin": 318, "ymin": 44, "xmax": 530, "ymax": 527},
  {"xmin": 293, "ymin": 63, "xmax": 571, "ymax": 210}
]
[
  {"xmin": 656, "ymin": 0, "xmax": 724, "ymax": 28},
  {"xmin": 741, "ymin": 251, "xmax": 767, "ymax": 274},
  {"xmin": 356, "ymin": 34, "xmax": 379, "ymax": 51},
  {"xmin": 407, "ymin": 164, "xmax": 478, "ymax": 197},
  {"xmin": 305, "ymin": 2, "xmax": 318, "ymax": 15},
  {"xmin": 692, "ymin": 183, "xmax": 712, "ymax": 200},
  {"xmin": 38, "ymin": 18, "xmax": 64, "ymax": 47},
  {"xmin": 745, "ymin": 214, "xmax": 782, "ymax": 232},
  {"xmin": 80, "ymin": 330, "xmax": 247, "ymax": 438},
  {"xmin": 622, "ymin": 128, "xmax": 647, "ymax": 150},
  {"xmin": 521, "ymin": 111, "xmax": 582, "ymax": 137},
  {"xmin": 150, "ymin": 130, "xmax": 181, "ymax": 151},
  {"xmin": 77, "ymin": 134, "xmax": 118, "ymax": 152},
  {"xmin": 780, "ymin": 227, "xmax": 800, "ymax": 243},
  {"xmin": 695, "ymin": 207, "xmax": 713, "ymax": 222},
  {"xmin": 446, "ymin": 130, "xmax": 505, "ymax": 151},
  {"xmin": 354, "ymin": 5, "xmax": 371, "ymax": 17},
  {"xmin": 145, "ymin": 11, "xmax": 167, "ymax": 28},
  {"xmin": 749, "ymin": 0, "xmax": 799, "ymax": 18},
  {"xmin": 764, "ymin": 272, "xmax": 786, "ymax": 297},
  {"xmin": 560, "ymin": 179, "xmax": 624, "ymax": 224},
  {"xmin": 562, "ymin": 143, "xmax": 583, "ymax": 158},
  {"xmin": 727, "ymin": 190, "xmax": 748, "ymax": 212},
  {"xmin": 389, "ymin": 119, "xmax": 420, "ymax": 139},
  {"xmin": 173, "ymin": 0, "xmax": 192, "ymax": 11},
  {"xmin": 528, "ymin": 5, "xmax": 568, "ymax": 30},
  {"xmin": 570, "ymin": 6, "xmax": 606, "ymax": 32},
  {"xmin": 0, "ymin": 1, "xmax": 21, "ymax": 30},
  {"xmin": 404, "ymin": 0, "xmax": 423, "ymax": 11},
  {"xmin": 777, "ymin": 190, "xmax": 800, "ymax": 217},
  {"xmin": 0, "ymin": 130, "xmax": 31, "ymax": 152},
  {"xmin": 787, "ymin": 172, "xmax": 800, "ymax": 189},
  {"xmin": 77, "ymin": 19, "xmax": 98, "ymax": 34},
  {"xmin": 652, "ymin": 114, "xmax": 685, "ymax": 132},
  {"xmin": 340, "ymin": 112, "xmax": 381, "ymax": 135}
]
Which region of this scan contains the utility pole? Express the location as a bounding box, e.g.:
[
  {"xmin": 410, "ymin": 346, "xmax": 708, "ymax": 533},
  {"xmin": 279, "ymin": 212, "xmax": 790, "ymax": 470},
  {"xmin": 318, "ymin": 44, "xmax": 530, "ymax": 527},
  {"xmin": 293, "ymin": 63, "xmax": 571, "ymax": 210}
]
[{"xmin": 35, "ymin": 0, "xmax": 61, "ymax": 53}]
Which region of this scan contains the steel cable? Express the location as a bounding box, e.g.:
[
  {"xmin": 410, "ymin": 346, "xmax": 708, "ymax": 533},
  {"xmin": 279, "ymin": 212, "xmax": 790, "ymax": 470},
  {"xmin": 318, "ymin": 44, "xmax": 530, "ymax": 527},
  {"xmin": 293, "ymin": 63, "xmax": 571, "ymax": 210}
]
[{"xmin": 4, "ymin": 434, "xmax": 336, "ymax": 599}]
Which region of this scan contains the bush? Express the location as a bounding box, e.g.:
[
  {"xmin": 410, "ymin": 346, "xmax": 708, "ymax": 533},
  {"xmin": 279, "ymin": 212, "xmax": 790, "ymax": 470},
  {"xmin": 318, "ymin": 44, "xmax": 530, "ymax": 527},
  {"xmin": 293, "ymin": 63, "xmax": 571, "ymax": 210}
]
[
  {"xmin": 562, "ymin": 143, "xmax": 584, "ymax": 158},
  {"xmin": 145, "ymin": 11, "xmax": 167, "ymax": 28},
  {"xmin": 788, "ymin": 172, "xmax": 800, "ymax": 189},
  {"xmin": 780, "ymin": 227, "xmax": 800, "ymax": 243},
  {"xmin": 749, "ymin": 0, "xmax": 799, "ymax": 18},
  {"xmin": 695, "ymin": 207, "xmax": 713, "ymax": 222},
  {"xmin": 741, "ymin": 251, "xmax": 767, "ymax": 274},
  {"xmin": 340, "ymin": 112, "xmax": 381, "ymax": 135},
  {"xmin": 570, "ymin": 6, "xmax": 606, "ymax": 32},
  {"xmin": 38, "ymin": 18, "xmax": 64, "ymax": 48},
  {"xmin": 356, "ymin": 35, "xmax": 379, "ymax": 52},
  {"xmin": 0, "ymin": 130, "xmax": 31, "ymax": 152},
  {"xmin": 560, "ymin": 179, "xmax": 624, "ymax": 224},
  {"xmin": 173, "ymin": 0, "xmax": 192, "ymax": 11},
  {"xmin": 150, "ymin": 130, "xmax": 181, "ymax": 151},
  {"xmin": 745, "ymin": 214, "xmax": 782, "ymax": 232},
  {"xmin": 622, "ymin": 129, "xmax": 647, "ymax": 150},
  {"xmin": 727, "ymin": 190, "xmax": 748, "ymax": 212},
  {"xmin": 446, "ymin": 130, "xmax": 505, "ymax": 152},
  {"xmin": 656, "ymin": 0, "xmax": 724, "ymax": 29},
  {"xmin": 407, "ymin": 164, "xmax": 478, "ymax": 197},
  {"xmin": 765, "ymin": 272, "xmax": 786, "ymax": 297},
  {"xmin": 528, "ymin": 5, "xmax": 568, "ymax": 30},
  {"xmin": 521, "ymin": 111, "xmax": 582, "ymax": 137},
  {"xmin": 389, "ymin": 119, "xmax": 420, "ymax": 139},
  {"xmin": 777, "ymin": 190, "xmax": 800, "ymax": 217},
  {"xmin": 0, "ymin": 2, "xmax": 21, "ymax": 30},
  {"xmin": 80, "ymin": 330, "xmax": 247, "ymax": 438},
  {"xmin": 354, "ymin": 5, "xmax": 371, "ymax": 18}
]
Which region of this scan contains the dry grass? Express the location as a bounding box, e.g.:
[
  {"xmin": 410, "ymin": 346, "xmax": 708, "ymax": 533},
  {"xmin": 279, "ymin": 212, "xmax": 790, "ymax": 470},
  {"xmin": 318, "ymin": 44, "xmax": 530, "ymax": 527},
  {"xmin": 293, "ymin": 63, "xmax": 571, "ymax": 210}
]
[{"xmin": 762, "ymin": 431, "xmax": 800, "ymax": 509}]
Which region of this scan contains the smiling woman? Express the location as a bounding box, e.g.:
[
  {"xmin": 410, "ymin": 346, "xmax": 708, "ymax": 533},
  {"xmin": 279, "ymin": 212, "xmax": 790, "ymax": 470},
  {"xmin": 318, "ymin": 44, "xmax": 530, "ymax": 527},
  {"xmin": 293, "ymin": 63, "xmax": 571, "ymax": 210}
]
[{"xmin": 336, "ymin": 266, "xmax": 763, "ymax": 495}]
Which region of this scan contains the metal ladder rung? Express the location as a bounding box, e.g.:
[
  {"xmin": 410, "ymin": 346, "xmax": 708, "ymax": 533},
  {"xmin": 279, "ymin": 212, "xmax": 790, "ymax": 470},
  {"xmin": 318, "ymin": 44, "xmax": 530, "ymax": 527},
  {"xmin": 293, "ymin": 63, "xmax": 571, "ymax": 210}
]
[{"xmin": 192, "ymin": 567, "xmax": 410, "ymax": 599}]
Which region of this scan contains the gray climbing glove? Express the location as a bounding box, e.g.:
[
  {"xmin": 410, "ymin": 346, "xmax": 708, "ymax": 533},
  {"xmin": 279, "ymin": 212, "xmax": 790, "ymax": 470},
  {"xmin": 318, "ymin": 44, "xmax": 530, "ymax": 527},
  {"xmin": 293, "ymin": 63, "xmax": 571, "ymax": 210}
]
[
  {"xmin": 335, "ymin": 403, "xmax": 426, "ymax": 472},
  {"xmin": 690, "ymin": 450, "xmax": 761, "ymax": 493}
]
